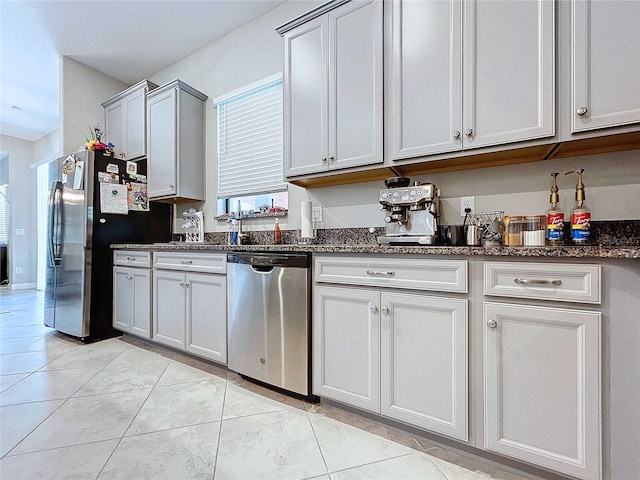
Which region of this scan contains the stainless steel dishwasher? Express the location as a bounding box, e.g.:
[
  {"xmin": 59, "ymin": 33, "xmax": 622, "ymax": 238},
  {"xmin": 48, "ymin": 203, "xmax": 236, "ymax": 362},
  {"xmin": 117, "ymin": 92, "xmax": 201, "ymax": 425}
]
[{"xmin": 227, "ymin": 252, "xmax": 312, "ymax": 397}]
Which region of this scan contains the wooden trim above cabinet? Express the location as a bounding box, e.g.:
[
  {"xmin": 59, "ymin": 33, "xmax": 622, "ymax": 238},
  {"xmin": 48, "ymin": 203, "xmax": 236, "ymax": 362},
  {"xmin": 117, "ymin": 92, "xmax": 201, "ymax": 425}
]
[
  {"xmin": 547, "ymin": 131, "xmax": 640, "ymax": 160},
  {"xmin": 288, "ymin": 166, "xmax": 396, "ymax": 188},
  {"xmin": 287, "ymin": 130, "xmax": 640, "ymax": 189}
]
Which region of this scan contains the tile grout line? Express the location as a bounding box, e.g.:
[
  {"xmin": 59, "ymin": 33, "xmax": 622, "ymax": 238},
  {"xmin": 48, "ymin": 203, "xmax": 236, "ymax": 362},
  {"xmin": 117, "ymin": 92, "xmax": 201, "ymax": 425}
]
[
  {"xmin": 94, "ymin": 346, "xmax": 171, "ymax": 479},
  {"xmin": 305, "ymin": 408, "xmax": 330, "ymax": 476},
  {"xmin": 1, "ymin": 342, "xmax": 131, "ymax": 459},
  {"xmin": 211, "ymin": 373, "xmax": 229, "ymax": 480}
]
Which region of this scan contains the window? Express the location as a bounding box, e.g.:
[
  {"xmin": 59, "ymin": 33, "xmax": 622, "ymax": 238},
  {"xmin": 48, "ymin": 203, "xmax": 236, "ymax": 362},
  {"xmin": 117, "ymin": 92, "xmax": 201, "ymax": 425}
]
[{"xmin": 215, "ymin": 74, "xmax": 287, "ymax": 218}]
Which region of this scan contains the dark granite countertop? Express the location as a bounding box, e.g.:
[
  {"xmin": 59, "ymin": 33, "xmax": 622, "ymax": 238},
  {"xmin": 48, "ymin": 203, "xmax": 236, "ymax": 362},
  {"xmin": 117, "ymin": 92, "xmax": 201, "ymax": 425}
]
[{"xmin": 111, "ymin": 242, "xmax": 640, "ymax": 259}]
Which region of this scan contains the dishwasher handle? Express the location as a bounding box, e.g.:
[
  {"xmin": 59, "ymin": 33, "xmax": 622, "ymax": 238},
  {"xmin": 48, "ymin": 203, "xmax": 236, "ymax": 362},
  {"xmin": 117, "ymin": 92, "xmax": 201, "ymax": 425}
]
[{"xmin": 250, "ymin": 265, "xmax": 275, "ymax": 274}]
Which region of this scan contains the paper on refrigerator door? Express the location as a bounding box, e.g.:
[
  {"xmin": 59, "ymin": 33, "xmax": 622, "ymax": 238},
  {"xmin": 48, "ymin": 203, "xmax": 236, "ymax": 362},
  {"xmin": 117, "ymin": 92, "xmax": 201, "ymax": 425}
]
[{"xmin": 99, "ymin": 183, "xmax": 128, "ymax": 214}]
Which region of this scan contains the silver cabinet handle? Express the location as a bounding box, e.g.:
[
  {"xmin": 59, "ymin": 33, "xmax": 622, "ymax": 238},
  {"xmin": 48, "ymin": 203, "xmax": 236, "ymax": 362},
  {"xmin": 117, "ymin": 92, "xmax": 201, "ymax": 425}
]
[
  {"xmin": 487, "ymin": 320, "xmax": 497, "ymax": 328},
  {"xmin": 370, "ymin": 304, "xmax": 378, "ymax": 313},
  {"xmin": 126, "ymin": 257, "xmax": 135, "ymax": 261},
  {"xmin": 366, "ymin": 270, "xmax": 395, "ymax": 276},
  {"xmin": 381, "ymin": 306, "xmax": 390, "ymax": 314},
  {"xmin": 321, "ymin": 157, "xmax": 327, "ymax": 163},
  {"xmin": 514, "ymin": 278, "xmax": 562, "ymax": 286},
  {"xmin": 453, "ymin": 131, "xmax": 461, "ymax": 139},
  {"xmin": 464, "ymin": 128, "xmax": 473, "ymax": 136},
  {"xmin": 125, "ymin": 274, "xmax": 132, "ymax": 280},
  {"xmin": 327, "ymin": 155, "xmax": 334, "ymax": 161},
  {"xmin": 576, "ymin": 107, "xmax": 588, "ymax": 116},
  {"xmin": 181, "ymin": 260, "xmax": 193, "ymax": 264},
  {"xmin": 169, "ymin": 184, "xmax": 174, "ymax": 189},
  {"xmin": 179, "ymin": 281, "xmax": 190, "ymax": 287}
]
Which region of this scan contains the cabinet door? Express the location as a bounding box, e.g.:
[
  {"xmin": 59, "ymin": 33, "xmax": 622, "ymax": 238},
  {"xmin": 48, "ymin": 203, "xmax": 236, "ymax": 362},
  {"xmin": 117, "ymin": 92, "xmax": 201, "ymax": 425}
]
[
  {"xmin": 186, "ymin": 273, "xmax": 227, "ymax": 363},
  {"xmin": 113, "ymin": 267, "xmax": 132, "ymax": 332},
  {"xmin": 463, "ymin": 0, "xmax": 554, "ymax": 149},
  {"xmin": 483, "ymin": 302, "xmax": 601, "ymax": 480},
  {"xmin": 313, "ymin": 285, "xmax": 380, "ymax": 412},
  {"xmin": 147, "ymin": 87, "xmax": 177, "ymax": 198},
  {"xmin": 153, "ymin": 269, "xmax": 185, "ymax": 349},
  {"xmin": 123, "ymin": 88, "xmax": 146, "ymax": 160},
  {"xmin": 283, "ymin": 16, "xmax": 328, "ymax": 177},
  {"xmin": 129, "ymin": 268, "xmax": 151, "ymax": 339},
  {"xmin": 572, "ymin": 0, "xmax": 640, "ymax": 132},
  {"xmin": 387, "ymin": 0, "xmax": 462, "ymax": 159},
  {"xmin": 328, "ymin": 0, "xmax": 383, "ymax": 170},
  {"xmin": 104, "ymin": 101, "xmax": 124, "ymax": 159},
  {"xmin": 381, "ymin": 293, "xmax": 468, "ymax": 440}
]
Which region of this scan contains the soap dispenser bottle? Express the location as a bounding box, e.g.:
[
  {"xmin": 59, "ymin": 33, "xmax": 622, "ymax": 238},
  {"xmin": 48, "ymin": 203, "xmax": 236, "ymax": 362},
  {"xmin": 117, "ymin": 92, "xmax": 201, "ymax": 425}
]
[
  {"xmin": 546, "ymin": 172, "xmax": 564, "ymax": 245},
  {"xmin": 565, "ymin": 169, "xmax": 591, "ymax": 244}
]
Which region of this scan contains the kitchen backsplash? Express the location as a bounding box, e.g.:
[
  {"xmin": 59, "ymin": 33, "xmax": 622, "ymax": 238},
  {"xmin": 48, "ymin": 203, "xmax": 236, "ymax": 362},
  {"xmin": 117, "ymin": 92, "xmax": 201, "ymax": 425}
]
[{"xmin": 173, "ymin": 220, "xmax": 640, "ymax": 247}]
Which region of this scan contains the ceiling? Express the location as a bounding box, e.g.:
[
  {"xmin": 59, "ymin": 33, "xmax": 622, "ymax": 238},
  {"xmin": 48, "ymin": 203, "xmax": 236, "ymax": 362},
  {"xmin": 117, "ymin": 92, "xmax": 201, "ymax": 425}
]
[{"xmin": 0, "ymin": 0, "xmax": 285, "ymax": 142}]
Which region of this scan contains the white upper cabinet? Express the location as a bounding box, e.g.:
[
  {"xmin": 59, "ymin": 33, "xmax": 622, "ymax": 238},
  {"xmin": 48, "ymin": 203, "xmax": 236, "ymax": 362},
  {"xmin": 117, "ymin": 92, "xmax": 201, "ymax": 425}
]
[
  {"xmin": 387, "ymin": 0, "xmax": 462, "ymax": 159},
  {"xmin": 103, "ymin": 80, "xmax": 157, "ymax": 161},
  {"xmin": 388, "ymin": 0, "xmax": 555, "ymax": 161},
  {"xmin": 281, "ymin": 0, "xmax": 383, "ymax": 177},
  {"xmin": 571, "ymin": 0, "xmax": 640, "ymax": 132},
  {"xmin": 147, "ymin": 80, "xmax": 207, "ymax": 202}
]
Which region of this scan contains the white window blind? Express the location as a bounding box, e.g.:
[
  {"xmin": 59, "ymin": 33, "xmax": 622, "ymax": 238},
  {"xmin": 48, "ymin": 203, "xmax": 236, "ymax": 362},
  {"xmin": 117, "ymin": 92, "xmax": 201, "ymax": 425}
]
[{"xmin": 216, "ymin": 74, "xmax": 286, "ymax": 198}]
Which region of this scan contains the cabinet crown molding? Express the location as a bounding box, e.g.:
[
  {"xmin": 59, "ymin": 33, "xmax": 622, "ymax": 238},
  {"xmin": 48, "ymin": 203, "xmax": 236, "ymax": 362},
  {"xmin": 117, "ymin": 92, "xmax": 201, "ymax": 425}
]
[{"xmin": 276, "ymin": 0, "xmax": 351, "ymax": 35}]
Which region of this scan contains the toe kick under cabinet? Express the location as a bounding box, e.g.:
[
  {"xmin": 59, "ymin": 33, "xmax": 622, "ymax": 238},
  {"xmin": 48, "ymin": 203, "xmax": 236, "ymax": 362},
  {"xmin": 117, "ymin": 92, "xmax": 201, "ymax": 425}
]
[
  {"xmin": 152, "ymin": 252, "xmax": 227, "ymax": 364},
  {"xmin": 313, "ymin": 255, "xmax": 469, "ymax": 441}
]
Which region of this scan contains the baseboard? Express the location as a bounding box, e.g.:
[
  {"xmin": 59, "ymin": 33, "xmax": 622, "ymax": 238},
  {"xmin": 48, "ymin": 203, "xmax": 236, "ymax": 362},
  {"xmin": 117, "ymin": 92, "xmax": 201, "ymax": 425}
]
[{"xmin": 10, "ymin": 282, "xmax": 37, "ymax": 291}]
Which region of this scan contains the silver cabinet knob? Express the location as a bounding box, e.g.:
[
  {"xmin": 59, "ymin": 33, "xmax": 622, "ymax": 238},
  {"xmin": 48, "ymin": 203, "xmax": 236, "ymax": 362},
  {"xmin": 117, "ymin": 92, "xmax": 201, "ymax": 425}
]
[
  {"xmin": 576, "ymin": 107, "xmax": 588, "ymax": 116},
  {"xmin": 487, "ymin": 320, "xmax": 497, "ymax": 328},
  {"xmin": 453, "ymin": 131, "xmax": 461, "ymax": 139},
  {"xmin": 381, "ymin": 306, "xmax": 390, "ymax": 314},
  {"xmin": 464, "ymin": 129, "xmax": 473, "ymax": 137},
  {"xmin": 169, "ymin": 184, "xmax": 174, "ymax": 189},
  {"xmin": 321, "ymin": 157, "xmax": 327, "ymax": 163},
  {"xmin": 327, "ymin": 155, "xmax": 334, "ymax": 161},
  {"xmin": 370, "ymin": 304, "xmax": 378, "ymax": 313}
]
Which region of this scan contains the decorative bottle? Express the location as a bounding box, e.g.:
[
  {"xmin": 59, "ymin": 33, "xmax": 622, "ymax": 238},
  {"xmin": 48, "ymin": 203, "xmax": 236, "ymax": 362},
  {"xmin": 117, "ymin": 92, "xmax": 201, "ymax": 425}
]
[
  {"xmin": 565, "ymin": 169, "xmax": 591, "ymax": 245},
  {"xmin": 546, "ymin": 172, "xmax": 564, "ymax": 246},
  {"xmin": 274, "ymin": 218, "xmax": 282, "ymax": 244}
]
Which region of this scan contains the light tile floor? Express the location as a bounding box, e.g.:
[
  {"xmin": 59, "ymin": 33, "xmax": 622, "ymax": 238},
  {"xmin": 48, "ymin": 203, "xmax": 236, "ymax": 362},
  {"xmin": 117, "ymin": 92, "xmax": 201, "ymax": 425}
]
[{"xmin": 0, "ymin": 289, "xmax": 537, "ymax": 480}]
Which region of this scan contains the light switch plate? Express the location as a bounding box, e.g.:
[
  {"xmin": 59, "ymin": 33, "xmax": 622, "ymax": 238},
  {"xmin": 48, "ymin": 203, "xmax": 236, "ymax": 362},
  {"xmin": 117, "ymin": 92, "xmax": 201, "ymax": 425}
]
[{"xmin": 312, "ymin": 206, "xmax": 323, "ymax": 222}]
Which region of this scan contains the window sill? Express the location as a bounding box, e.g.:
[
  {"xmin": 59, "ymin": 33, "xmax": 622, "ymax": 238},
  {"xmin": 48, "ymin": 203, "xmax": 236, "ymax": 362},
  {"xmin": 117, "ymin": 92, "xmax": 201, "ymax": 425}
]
[{"xmin": 214, "ymin": 211, "xmax": 288, "ymax": 222}]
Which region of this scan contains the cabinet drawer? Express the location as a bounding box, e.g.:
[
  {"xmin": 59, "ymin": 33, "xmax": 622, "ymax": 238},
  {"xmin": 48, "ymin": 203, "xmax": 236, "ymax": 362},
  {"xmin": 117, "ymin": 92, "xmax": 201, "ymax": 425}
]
[
  {"xmin": 153, "ymin": 252, "xmax": 226, "ymax": 274},
  {"xmin": 484, "ymin": 261, "xmax": 601, "ymax": 304},
  {"xmin": 114, "ymin": 250, "xmax": 151, "ymax": 268},
  {"xmin": 315, "ymin": 256, "xmax": 467, "ymax": 293}
]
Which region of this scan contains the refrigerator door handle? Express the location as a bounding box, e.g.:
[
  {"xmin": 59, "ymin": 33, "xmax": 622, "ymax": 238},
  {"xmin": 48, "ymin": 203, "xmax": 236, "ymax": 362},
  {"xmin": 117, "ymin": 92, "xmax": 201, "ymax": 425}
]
[{"xmin": 48, "ymin": 181, "xmax": 63, "ymax": 266}]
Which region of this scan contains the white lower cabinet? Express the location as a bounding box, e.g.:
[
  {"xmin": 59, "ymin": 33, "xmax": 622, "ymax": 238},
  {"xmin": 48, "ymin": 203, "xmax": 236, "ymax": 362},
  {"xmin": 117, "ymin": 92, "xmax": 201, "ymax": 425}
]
[
  {"xmin": 153, "ymin": 253, "xmax": 227, "ymax": 364},
  {"xmin": 113, "ymin": 266, "xmax": 151, "ymax": 338},
  {"xmin": 382, "ymin": 293, "xmax": 468, "ymax": 441},
  {"xmin": 313, "ymin": 286, "xmax": 380, "ymax": 412},
  {"xmin": 314, "ymin": 284, "xmax": 468, "ymax": 440},
  {"xmin": 483, "ymin": 302, "xmax": 601, "ymax": 480}
]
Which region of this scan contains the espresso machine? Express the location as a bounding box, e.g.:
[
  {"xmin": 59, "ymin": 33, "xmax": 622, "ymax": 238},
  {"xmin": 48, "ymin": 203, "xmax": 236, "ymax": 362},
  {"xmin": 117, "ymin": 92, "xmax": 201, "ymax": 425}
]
[{"xmin": 377, "ymin": 177, "xmax": 440, "ymax": 245}]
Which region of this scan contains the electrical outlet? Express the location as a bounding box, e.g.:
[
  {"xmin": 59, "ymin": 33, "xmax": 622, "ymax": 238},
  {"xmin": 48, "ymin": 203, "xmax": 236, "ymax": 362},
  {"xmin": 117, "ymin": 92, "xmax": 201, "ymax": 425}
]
[
  {"xmin": 312, "ymin": 206, "xmax": 323, "ymax": 222},
  {"xmin": 15, "ymin": 267, "xmax": 22, "ymax": 274},
  {"xmin": 460, "ymin": 196, "xmax": 475, "ymax": 216}
]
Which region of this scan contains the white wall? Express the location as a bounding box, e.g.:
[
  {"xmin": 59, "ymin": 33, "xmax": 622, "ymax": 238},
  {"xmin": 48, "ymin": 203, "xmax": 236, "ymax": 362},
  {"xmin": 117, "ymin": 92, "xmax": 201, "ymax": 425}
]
[
  {"xmin": 145, "ymin": 0, "xmax": 639, "ymax": 235},
  {"xmin": 149, "ymin": 0, "xmax": 323, "ymax": 233},
  {"xmin": 0, "ymin": 135, "xmax": 37, "ymax": 288},
  {"xmin": 60, "ymin": 57, "xmax": 128, "ymax": 153}
]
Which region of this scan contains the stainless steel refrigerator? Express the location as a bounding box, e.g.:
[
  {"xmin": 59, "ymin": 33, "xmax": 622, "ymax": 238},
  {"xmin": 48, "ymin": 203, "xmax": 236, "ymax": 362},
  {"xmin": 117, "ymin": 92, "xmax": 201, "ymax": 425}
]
[{"xmin": 45, "ymin": 150, "xmax": 172, "ymax": 341}]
